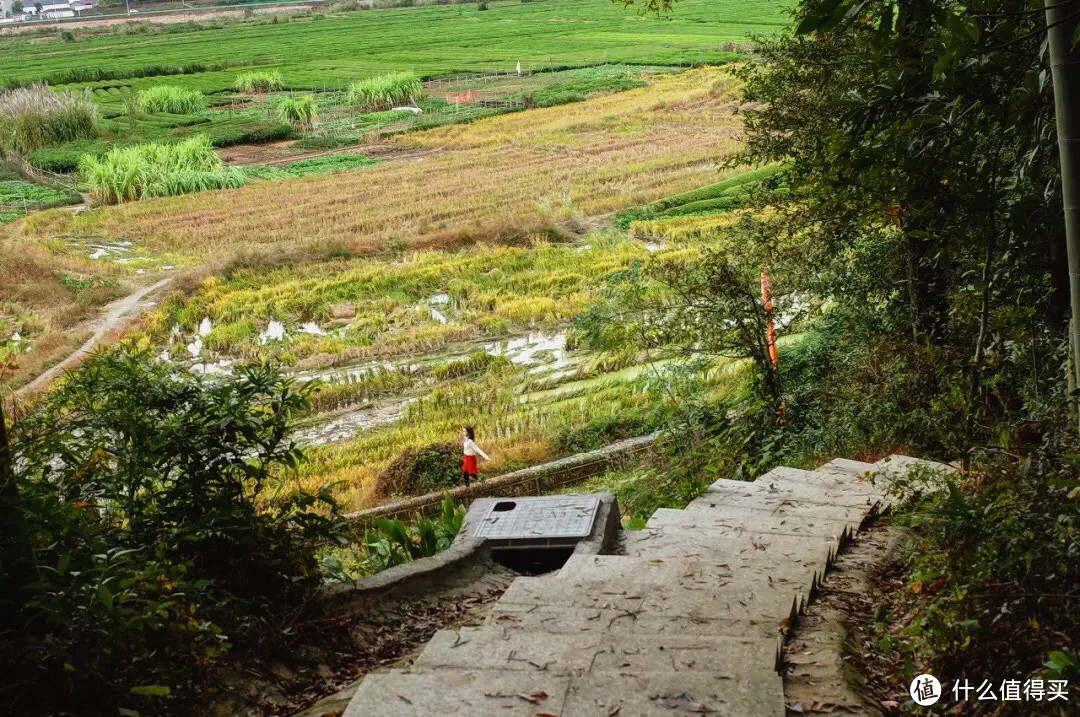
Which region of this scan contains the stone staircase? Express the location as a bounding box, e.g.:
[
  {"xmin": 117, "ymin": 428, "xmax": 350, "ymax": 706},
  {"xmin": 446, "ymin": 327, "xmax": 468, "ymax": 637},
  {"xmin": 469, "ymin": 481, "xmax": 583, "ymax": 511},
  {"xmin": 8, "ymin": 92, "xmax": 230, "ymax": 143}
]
[{"xmin": 343, "ymin": 455, "xmax": 947, "ymax": 716}]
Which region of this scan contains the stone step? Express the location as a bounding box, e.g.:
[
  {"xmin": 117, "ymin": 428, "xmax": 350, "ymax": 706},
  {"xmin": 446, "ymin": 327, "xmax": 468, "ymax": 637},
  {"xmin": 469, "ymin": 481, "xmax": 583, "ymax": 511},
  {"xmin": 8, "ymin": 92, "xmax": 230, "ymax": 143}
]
[
  {"xmin": 617, "ymin": 528, "xmax": 835, "ymax": 585},
  {"xmin": 343, "ymin": 668, "xmax": 571, "ymax": 716},
  {"xmin": 695, "ymin": 473, "xmax": 882, "ymax": 510},
  {"xmin": 484, "ymin": 603, "xmax": 781, "ymax": 641},
  {"xmin": 818, "ymin": 458, "xmax": 877, "ymax": 476},
  {"xmin": 499, "ymin": 570, "xmax": 805, "ymax": 626},
  {"xmin": 620, "ymin": 523, "xmax": 839, "ymax": 559},
  {"xmin": 563, "ymin": 669, "xmax": 785, "ymax": 716},
  {"xmin": 722, "ymin": 466, "xmax": 887, "ymax": 500},
  {"xmin": 648, "ymin": 504, "xmax": 866, "ymax": 541},
  {"xmin": 555, "ymin": 553, "xmax": 752, "ymax": 588},
  {"xmin": 415, "ymin": 625, "xmax": 780, "ymax": 675},
  {"xmin": 346, "ymin": 667, "xmax": 785, "ymax": 717},
  {"xmin": 876, "ymin": 454, "xmax": 955, "ymax": 478}
]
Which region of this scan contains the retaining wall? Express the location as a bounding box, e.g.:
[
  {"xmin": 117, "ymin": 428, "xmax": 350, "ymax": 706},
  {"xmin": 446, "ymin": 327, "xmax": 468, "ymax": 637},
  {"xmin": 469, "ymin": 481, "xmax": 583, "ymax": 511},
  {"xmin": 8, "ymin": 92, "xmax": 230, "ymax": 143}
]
[{"xmin": 345, "ymin": 431, "xmax": 661, "ymax": 525}]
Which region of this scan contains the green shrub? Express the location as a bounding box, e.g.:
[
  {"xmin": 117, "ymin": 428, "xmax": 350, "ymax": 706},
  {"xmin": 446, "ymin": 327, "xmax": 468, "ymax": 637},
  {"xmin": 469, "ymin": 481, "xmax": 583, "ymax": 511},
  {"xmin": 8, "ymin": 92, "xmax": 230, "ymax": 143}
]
[
  {"xmin": 28, "ymin": 138, "xmax": 108, "ymax": 172},
  {"xmin": 378, "ymin": 441, "xmax": 463, "ymax": 496},
  {"xmin": 276, "ymin": 94, "xmax": 317, "ymax": 130},
  {"xmin": 242, "ymin": 151, "xmax": 378, "ymax": 180},
  {"xmin": 2, "ymin": 348, "xmax": 347, "ymax": 713},
  {"xmin": 195, "ymin": 119, "xmax": 293, "ymax": 147},
  {"xmin": 0, "ymin": 83, "xmax": 99, "ymax": 153},
  {"xmin": 136, "ymin": 85, "xmax": 206, "ymax": 114},
  {"xmin": 554, "ymin": 412, "xmax": 653, "ymax": 454},
  {"xmin": 4, "ymin": 61, "xmax": 246, "ymax": 89},
  {"xmin": 343, "ymin": 494, "xmax": 465, "ymax": 576},
  {"xmin": 234, "ymin": 69, "xmax": 283, "ymax": 93},
  {"xmin": 346, "ymin": 71, "xmax": 423, "ymax": 111},
  {"xmin": 876, "ymin": 451, "xmax": 1080, "ymax": 687},
  {"xmin": 431, "ymin": 349, "xmax": 509, "ymax": 380},
  {"xmin": 78, "ymin": 134, "xmax": 246, "ymax": 203}
]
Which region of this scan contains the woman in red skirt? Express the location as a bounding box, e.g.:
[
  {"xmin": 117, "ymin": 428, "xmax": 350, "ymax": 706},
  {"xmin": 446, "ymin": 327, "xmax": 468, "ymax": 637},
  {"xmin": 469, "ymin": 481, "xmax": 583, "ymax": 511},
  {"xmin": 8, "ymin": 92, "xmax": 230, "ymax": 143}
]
[{"xmin": 461, "ymin": 425, "xmax": 489, "ymax": 487}]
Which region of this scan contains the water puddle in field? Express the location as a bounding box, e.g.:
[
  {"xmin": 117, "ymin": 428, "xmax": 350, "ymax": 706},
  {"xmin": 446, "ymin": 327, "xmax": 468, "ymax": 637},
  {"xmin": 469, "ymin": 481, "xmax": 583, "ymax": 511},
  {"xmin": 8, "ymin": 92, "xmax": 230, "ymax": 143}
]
[
  {"xmin": 88, "ymin": 241, "xmax": 133, "ymax": 260},
  {"xmin": 191, "ymin": 359, "xmax": 235, "ymax": 376},
  {"xmin": 260, "ymin": 320, "xmax": 286, "ymax": 344},
  {"xmin": 294, "ymin": 398, "xmax": 416, "ymax": 446},
  {"xmin": 298, "ymin": 322, "xmax": 327, "ymax": 336},
  {"xmin": 484, "ymin": 330, "xmax": 570, "ymax": 372},
  {"xmin": 417, "ymin": 293, "xmax": 452, "ymax": 324}
]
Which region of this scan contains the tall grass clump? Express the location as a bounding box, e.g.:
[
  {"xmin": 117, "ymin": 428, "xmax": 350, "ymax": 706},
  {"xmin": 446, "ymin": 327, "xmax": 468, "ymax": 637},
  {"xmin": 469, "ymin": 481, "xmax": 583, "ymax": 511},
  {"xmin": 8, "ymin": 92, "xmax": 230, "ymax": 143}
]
[
  {"xmin": 346, "ymin": 71, "xmax": 422, "ymax": 111},
  {"xmin": 277, "ymin": 95, "xmax": 317, "ymax": 130},
  {"xmin": 0, "ymin": 83, "xmax": 98, "ymax": 153},
  {"xmin": 137, "ymin": 85, "xmax": 206, "ymax": 114},
  {"xmin": 234, "ymin": 70, "xmax": 283, "ymax": 93},
  {"xmin": 79, "ymin": 134, "xmax": 245, "ymax": 204}
]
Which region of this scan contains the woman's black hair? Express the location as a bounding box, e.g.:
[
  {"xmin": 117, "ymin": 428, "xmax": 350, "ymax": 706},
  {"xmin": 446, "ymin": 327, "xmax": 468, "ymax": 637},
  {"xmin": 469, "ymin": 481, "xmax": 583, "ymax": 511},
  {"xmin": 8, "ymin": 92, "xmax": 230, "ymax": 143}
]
[{"xmin": 465, "ymin": 425, "xmax": 476, "ymax": 440}]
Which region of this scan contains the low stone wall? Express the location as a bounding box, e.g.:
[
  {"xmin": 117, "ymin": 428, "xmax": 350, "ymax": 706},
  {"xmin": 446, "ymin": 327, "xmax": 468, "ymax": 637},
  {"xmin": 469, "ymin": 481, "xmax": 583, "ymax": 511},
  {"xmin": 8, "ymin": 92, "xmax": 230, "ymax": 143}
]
[
  {"xmin": 344, "ymin": 431, "xmax": 661, "ymax": 525},
  {"xmin": 330, "ymin": 493, "xmax": 622, "ymax": 608}
]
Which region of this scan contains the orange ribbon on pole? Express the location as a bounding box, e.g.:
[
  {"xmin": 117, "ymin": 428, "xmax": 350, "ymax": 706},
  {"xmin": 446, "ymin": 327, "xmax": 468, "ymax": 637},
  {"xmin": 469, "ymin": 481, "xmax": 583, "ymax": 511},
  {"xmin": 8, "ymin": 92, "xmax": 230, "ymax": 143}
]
[{"xmin": 761, "ymin": 269, "xmax": 778, "ymax": 367}]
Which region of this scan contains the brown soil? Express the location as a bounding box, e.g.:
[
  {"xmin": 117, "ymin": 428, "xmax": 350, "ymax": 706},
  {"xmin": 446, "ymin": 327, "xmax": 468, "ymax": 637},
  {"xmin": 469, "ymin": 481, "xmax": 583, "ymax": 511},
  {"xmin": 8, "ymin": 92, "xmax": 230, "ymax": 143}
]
[
  {"xmin": 784, "ymin": 519, "xmax": 895, "ymax": 716},
  {"xmin": 218, "ymin": 140, "xmax": 302, "ymax": 166},
  {"xmin": 209, "ymin": 563, "xmax": 517, "ymax": 717}
]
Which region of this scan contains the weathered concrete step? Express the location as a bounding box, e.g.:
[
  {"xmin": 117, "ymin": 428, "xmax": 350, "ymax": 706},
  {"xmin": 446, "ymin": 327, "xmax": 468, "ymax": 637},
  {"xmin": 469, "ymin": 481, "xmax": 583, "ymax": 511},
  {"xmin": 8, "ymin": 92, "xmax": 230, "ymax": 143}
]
[
  {"xmin": 500, "ymin": 571, "xmax": 805, "ymax": 626},
  {"xmin": 876, "ymin": 454, "xmax": 955, "ymax": 478},
  {"xmin": 771, "ymin": 465, "xmax": 889, "ymax": 499},
  {"xmin": 343, "ymin": 668, "xmax": 570, "ymax": 716},
  {"xmin": 555, "ymin": 553, "xmax": 743, "ymax": 588},
  {"xmin": 696, "ymin": 472, "xmax": 882, "ymax": 510},
  {"xmin": 648, "ymin": 504, "xmax": 867, "ymax": 541},
  {"xmin": 819, "ymin": 458, "xmax": 877, "ymax": 476},
  {"xmin": 563, "ymin": 669, "xmax": 785, "ymax": 716},
  {"xmin": 620, "ymin": 523, "xmax": 838, "ymax": 559},
  {"xmin": 346, "ymin": 667, "xmax": 786, "ymax": 716},
  {"xmin": 709, "ymin": 467, "xmax": 886, "ymax": 502},
  {"xmin": 616, "ymin": 528, "xmax": 835, "ymax": 586},
  {"xmin": 484, "ymin": 603, "xmax": 781, "ymax": 641},
  {"xmin": 415, "ymin": 625, "xmax": 780, "ymax": 675},
  {"xmin": 691, "ymin": 481, "xmax": 876, "ymax": 520}
]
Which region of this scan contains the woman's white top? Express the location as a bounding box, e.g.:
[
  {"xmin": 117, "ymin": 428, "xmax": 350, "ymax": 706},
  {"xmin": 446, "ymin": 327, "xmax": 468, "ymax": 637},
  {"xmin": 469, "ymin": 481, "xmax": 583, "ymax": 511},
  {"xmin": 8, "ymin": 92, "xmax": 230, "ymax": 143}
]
[{"xmin": 463, "ymin": 437, "xmax": 490, "ymax": 460}]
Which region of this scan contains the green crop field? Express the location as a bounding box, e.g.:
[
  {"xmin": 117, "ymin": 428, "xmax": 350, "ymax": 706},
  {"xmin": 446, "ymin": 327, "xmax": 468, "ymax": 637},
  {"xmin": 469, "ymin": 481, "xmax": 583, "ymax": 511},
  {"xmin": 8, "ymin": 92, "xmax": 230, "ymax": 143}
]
[{"xmin": 0, "ymin": 0, "xmax": 788, "ymax": 93}]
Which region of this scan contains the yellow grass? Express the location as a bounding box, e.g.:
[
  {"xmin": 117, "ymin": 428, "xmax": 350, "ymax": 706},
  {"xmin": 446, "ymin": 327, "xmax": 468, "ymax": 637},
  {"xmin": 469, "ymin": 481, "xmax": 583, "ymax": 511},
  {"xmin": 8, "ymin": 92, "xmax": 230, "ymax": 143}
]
[
  {"xmin": 0, "ymin": 233, "xmax": 135, "ymax": 390},
  {"xmin": 26, "ymin": 68, "xmax": 744, "ymax": 260}
]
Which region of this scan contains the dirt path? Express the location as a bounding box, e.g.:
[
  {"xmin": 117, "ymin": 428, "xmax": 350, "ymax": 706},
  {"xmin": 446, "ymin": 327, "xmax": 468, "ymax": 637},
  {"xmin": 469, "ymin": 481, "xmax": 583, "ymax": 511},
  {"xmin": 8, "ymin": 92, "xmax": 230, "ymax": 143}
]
[{"xmin": 17, "ymin": 276, "xmax": 174, "ymax": 397}]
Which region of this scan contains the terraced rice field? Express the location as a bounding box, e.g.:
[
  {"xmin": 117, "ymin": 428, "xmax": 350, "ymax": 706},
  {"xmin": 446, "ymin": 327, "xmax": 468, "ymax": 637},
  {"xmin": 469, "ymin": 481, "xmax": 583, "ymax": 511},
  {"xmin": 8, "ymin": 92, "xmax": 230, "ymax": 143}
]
[
  {"xmin": 26, "ymin": 68, "xmax": 744, "ymax": 259},
  {"xmin": 147, "ymin": 234, "xmax": 732, "ymax": 509}
]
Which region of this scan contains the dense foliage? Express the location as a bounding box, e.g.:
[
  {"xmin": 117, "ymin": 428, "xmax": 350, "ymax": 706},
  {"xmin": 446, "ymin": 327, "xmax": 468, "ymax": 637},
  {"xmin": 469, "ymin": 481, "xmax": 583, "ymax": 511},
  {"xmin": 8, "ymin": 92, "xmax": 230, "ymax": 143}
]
[
  {"xmin": 593, "ymin": 0, "xmax": 1080, "ymax": 694},
  {"xmin": 325, "ymin": 494, "xmax": 466, "ymax": 577},
  {"xmin": 378, "ymin": 442, "xmax": 464, "ymax": 496},
  {"xmin": 0, "ymin": 348, "xmax": 347, "ymax": 715},
  {"xmin": 233, "ymin": 69, "xmax": 283, "ymax": 93},
  {"xmin": 346, "ymin": 71, "xmax": 423, "ymax": 111},
  {"xmin": 0, "ymin": 84, "xmax": 98, "ymax": 153},
  {"xmin": 78, "ymin": 134, "xmax": 246, "ymax": 203},
  {"xmin": 136, "ymin": 85, "xmax": 206, "ymax": 115},
  {"xmin": 277, "ymin": 94, "xmax": 317, "ymax": 130}
]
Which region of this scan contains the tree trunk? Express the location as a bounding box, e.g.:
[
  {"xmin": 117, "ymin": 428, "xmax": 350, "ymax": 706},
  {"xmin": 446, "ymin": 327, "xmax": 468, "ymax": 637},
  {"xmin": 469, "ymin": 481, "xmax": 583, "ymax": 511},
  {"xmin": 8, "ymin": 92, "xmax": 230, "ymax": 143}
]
[
  {"xmin": 1046, "ymin": 0, "xmax": 1080, "ymax": 430},
  {"xmin": 0, "ymin": 399, "xmax": 33, "ymax": 626}
]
